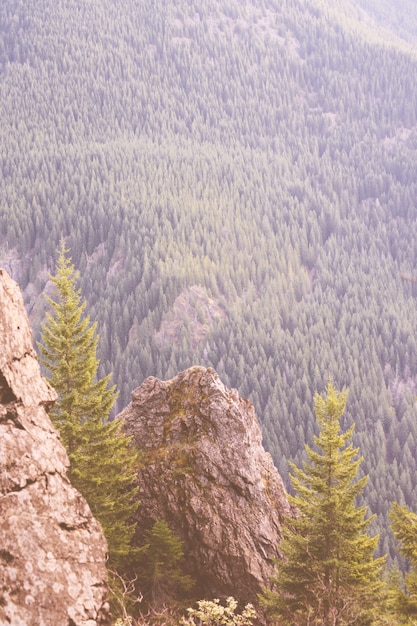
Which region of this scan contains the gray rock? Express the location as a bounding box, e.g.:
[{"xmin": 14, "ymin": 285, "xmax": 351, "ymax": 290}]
[
  {"xmin": 0, "ymin": 269, "xmax": 109, "ymax": 626},
  {"xmin": 118, "ymin": 365, "xmax": 293, "ymax": 605}
]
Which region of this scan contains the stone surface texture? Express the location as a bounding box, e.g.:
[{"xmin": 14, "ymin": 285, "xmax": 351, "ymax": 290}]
[
  {"xmin": 118, "ymin": 366, "xmax": 293, "ymax": 604},
  {"xmin": 0, "ymin": 269, "xmax": 109, "ymax": 626}
]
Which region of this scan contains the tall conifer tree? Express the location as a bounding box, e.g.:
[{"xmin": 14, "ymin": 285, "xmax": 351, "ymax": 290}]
[
  {"xmin": 261, "ymin": 382, "xmax": 385, "ymax": 625},
  {"xmin": 38, "ymin": 242, "xmax": 138, "ymax": 572}
]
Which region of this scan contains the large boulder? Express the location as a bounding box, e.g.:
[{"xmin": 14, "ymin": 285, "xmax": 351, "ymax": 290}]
[
  {"xmin": 0, "ymin": 269, "xmax": 109, "ymax": 626},
  {"xmin": 118, "ymin": 366, "xmax": 293, "ymax": 604}
]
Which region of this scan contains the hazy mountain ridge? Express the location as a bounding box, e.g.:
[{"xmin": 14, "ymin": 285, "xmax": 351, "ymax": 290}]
[
  {"xmin": 350, "ymin": 0, "xmax": 417, "ymax": 46},
  {"xmin": 1, "ymin": 0, "xmax": 417, "ymax": 564}
]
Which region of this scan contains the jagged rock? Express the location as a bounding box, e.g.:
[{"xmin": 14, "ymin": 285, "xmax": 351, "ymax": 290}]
[
  {"xmin": 118, "ymin": 366, "xmax": 293, "ymax": 604},
  {"xmin": 0, "ymin": 269, "xmax": 109, "ymax": 626}
]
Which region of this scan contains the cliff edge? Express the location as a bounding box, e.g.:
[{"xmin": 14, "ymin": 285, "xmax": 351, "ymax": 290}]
[{"xmin": 0, "ymin": 269, "xmax": 109, "ymax": 626}]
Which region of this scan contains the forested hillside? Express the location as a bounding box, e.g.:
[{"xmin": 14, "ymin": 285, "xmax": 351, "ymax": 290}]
[{"xmin": 1, "ymin": 0, "xmax": 417, "ymax": 562}]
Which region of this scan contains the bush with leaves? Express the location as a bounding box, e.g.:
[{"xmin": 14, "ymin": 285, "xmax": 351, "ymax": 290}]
[{"xmin": 180, "ymin": 597, "xmax": 256, "ymax": 626}]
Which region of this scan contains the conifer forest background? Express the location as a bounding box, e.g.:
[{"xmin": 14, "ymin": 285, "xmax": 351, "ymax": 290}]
[{"xmin": 1, "ymin": 0, "xmax": 417, "ymax": 564}]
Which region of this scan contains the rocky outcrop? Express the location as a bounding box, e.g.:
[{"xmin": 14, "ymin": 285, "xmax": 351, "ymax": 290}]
[
  {"xmin": 0, "ymin": 269, "xmax": 109, "ymax": 626},
  {"xmin": 155, "ymin": 285, "xmax": 226, "ymax": 350},
  {"xmin": 119, "ymin": 366, "xmax": 293, "ymax": 604}
]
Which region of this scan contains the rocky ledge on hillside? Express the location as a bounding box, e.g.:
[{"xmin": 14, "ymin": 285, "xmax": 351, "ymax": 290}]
[
  {"xmin": 0, "ymin": 269, "xmax": 109, "ymax": 626},
  {"xmin": 118, "ymin": 366, "xmax": 293, "ymax": 604}
]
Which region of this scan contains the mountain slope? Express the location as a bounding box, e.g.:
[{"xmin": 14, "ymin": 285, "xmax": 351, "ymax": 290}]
[{"xmin": 1, "ymin": 0, "xmax": 417, "ymax": 563}]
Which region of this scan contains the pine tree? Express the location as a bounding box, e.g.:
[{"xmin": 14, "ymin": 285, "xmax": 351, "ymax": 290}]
[
  {"xmin": 261, "ymin": 382, "xmax": 385, "ymax": 625},
  {"xmin": 38, "ymin": 242, "xmax": 138, "ymax": 572},
  {"xmin": 136, "ymin": 519, "xmax": 194, "ymax": 607},
  {"xmin": 389, "ymin": 502, "xmax": 417, "ymax": 622}
]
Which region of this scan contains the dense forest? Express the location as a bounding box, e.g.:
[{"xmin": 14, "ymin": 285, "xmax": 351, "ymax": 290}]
[{"xmin": 1, "ymin": 0, "xmax": 417, "ymax": 564}]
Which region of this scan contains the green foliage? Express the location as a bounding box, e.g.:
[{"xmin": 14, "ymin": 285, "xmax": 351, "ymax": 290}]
[
  {"xmin": 38, "ymin": 243, "xmax": 139, "ymax": 572},
  {"xmin": 389, "ymin": 503, "xmax": 417, "ymax": 622},
  {"xmin": 180, "ymin": 597, "xmax": 256, "ymax": 626},
  {"xmin": 261, "ymin": 383, "xmax": 386, "ymax": 625},
  {"xmin": 136, "ymin": 519, "xmax": 194, "ymax": 607}
]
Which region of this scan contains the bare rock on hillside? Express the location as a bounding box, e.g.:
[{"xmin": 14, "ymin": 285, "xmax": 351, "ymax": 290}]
[
  {"xmin": 118, "ymin": 366, "xmax": 293, "ymax": 604},
  {"xmin": 155, "ymin": 285, "xmax": 226, "ymax": 350},
  {"xmin": 0, "ymin": 269, "xmax": 109, "ymax": 626}
]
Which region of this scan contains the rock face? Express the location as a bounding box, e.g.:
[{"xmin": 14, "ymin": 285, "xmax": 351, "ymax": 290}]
[
  {"xmin": 118, "ymin": 366, "xmax": 293, "ymax": 604},
  {"xmin": 0, "ymin": 269, "xmax": 109, "ymax": 626}
]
